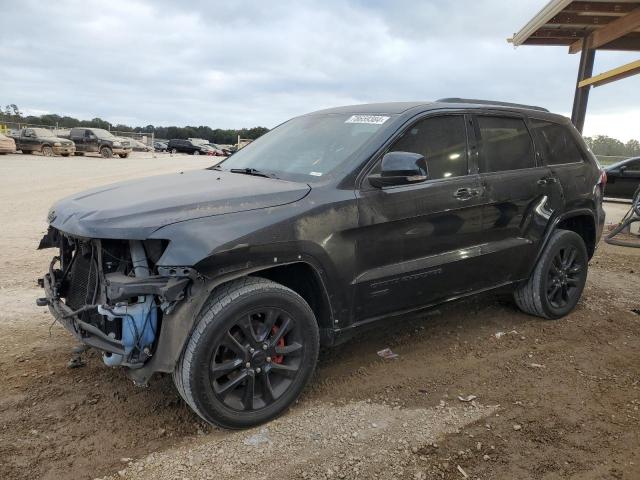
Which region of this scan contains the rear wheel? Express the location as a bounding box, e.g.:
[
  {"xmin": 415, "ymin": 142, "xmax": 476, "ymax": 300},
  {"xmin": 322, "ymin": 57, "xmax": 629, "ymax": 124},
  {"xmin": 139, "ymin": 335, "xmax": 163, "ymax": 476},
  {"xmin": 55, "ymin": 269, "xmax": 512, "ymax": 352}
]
[
  {"xmin": 193, "ymin": 149, "xmax": 200, "ymax": 155},
  {"xmin": 100, "ymin": 146, "xmax": 113, "ymax": 158},
  {"xmin": 514, "ymin": 230, "xmax": 588, "ymax": 319},
  {"xmin": 42, "ymin": 145, "xmax": 54, "ymax": 157},
  {"xmin": 174, "ymin": 277, "xmax": 319, "ymax": 429}
]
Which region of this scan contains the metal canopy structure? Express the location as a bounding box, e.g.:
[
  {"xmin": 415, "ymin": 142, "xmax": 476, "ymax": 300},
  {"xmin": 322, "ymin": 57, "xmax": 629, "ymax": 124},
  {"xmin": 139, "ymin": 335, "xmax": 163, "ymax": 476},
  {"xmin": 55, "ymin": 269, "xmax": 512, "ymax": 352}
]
[{"xmin": 509, "ymin": 0, "xmax": 640, "ymax": 132}]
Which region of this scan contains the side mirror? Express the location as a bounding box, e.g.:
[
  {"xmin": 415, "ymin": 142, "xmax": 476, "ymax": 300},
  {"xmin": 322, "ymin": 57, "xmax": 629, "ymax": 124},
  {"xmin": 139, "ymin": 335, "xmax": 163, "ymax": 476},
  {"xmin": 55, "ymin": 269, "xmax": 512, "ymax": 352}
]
[{"xmin": 368, "ymin": 151, "xmax": 428, "ymax": 188}]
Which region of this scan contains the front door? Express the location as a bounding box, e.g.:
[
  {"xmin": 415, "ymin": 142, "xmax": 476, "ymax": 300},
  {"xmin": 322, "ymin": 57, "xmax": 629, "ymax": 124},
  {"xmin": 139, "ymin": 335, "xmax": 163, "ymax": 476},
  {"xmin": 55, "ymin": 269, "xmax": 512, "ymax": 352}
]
[
  {"xmin": 608, "ymin": 158, "xmax": 640, "ymax": 199},
  {"xmin": 353, "ymin": 114, "xmax": 486, "ymax": 322}
]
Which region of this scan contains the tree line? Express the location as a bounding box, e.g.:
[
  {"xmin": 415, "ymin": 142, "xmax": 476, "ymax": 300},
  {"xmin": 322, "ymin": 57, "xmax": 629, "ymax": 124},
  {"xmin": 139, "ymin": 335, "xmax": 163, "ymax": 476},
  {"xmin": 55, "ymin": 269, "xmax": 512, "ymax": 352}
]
[
  {"xmin": 583, "ymin": 135, "xmax": 640, "ymax": 158},
  {"xmin": 0, "ymin": 104, "xmax": 269, "ymax": 145}
]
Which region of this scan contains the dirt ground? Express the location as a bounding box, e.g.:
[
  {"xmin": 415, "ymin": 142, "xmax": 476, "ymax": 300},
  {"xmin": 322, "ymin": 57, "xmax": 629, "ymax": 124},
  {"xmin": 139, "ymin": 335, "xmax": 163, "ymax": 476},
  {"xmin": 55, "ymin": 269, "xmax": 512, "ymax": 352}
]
[{"xmin": 0, "ymin": 153, "xmax": 638, "ymax": 480}]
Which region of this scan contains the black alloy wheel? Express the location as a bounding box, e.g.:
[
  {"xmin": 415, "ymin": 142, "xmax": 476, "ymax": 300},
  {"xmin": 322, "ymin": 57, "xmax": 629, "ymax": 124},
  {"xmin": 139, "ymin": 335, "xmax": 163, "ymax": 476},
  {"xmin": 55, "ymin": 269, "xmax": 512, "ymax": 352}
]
[
  {"xmin": 210, "ymin": 307, "xmax": 303, "ymax": 412},
  {"xmin": 545, "ymin": 244, "xmax": 584, "ymax": 309},
  {"xmin": 513, "ymin": 229, "xmax": 588, "ymax": 319},
  {"xmin": 174, "ymin": 277, "xmax": 319, "ymax": 429}
]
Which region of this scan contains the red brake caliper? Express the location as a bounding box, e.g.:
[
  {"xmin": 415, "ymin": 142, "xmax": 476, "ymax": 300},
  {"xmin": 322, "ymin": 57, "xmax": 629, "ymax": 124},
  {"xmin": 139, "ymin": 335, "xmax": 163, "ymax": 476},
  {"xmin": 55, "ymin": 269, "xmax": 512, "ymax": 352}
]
[{"xmin": 271, "ymin": 326, "xmax": 285, "ymax": 364}]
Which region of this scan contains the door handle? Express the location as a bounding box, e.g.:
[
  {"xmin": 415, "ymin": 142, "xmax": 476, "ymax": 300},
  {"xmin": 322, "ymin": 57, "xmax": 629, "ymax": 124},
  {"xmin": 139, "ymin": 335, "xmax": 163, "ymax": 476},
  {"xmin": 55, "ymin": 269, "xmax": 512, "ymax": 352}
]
[
  {"xmin": 454, "ymin": 188, "xmax": 479, "ymax": 200},
  {"xmin": 537, "ymin": 177, "xmax": 557, "ymax": 185}
]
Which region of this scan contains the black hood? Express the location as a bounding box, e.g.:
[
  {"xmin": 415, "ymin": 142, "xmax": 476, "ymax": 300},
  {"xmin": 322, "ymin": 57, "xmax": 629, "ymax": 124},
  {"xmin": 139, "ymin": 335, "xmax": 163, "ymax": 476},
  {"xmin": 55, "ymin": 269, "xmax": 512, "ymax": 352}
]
[{"xmin": 48, "ymin": 169, "xmax": 311, "ymax": 239}]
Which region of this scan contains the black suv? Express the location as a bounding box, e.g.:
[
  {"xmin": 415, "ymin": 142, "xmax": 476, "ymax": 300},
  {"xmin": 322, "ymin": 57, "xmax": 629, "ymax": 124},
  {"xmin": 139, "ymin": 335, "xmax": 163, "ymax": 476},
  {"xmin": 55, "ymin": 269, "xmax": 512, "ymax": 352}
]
[
  {"xmin": 167, "ymin": 139, "xmax": 208, "ymax": 155},
  {"xmin": 38, "ymin": 99, "xmax": 605, "ymax": 428}
]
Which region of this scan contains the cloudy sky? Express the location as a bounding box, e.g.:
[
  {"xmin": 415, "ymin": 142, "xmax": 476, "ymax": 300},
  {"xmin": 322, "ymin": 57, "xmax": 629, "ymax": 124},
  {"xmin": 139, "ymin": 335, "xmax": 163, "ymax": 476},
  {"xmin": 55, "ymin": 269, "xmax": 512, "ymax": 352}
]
[{"xmin": 1, "ymin": 0, "xmax": 638, "ymax": 140}]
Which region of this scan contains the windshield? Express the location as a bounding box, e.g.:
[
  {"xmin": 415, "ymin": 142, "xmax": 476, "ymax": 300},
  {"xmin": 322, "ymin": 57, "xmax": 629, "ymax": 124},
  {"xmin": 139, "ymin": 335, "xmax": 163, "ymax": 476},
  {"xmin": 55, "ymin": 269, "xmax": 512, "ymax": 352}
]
[
  {"xmin": 31, "ymin": 128, "xmax": 57, "ymax": 138},
  {"xmin": 219, "ymin": 114, "xmax": 389, "ymax": 180},
  {"xmin": 91, "ymin": 128, "xmax": 116, "ymax": 139}
]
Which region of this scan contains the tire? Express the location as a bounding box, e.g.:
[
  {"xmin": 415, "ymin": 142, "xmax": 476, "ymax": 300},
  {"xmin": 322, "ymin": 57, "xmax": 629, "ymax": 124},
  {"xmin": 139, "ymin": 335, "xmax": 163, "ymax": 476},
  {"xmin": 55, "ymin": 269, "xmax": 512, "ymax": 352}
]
[
  {"xmin": 61, "ymin": 153, "xmax": 70, "ymax": 157},
  {"xmin": 119, "ymin": 153, "xmax": 129, "ymax": 158},
  {"xmin": 42, "ymin": 145, "xmax": 54, "ymax": 157},
  {"xmin": 171, "ymin": 148, "xmax": 177, "ymax": 154},
  {"xmin": 514, "ymin": 230, "xmax": 588, "ymax": 319},
  {"xmin": 100, "ymin": 146, "xmax": 113, "ymax": 158},
  {"xmin": 193, "ymin": 150, "xmax": 200, "ymax": 155},
  {"xmin": 174, "ymin": 277, "xmax": 319, "ymax": 429}
]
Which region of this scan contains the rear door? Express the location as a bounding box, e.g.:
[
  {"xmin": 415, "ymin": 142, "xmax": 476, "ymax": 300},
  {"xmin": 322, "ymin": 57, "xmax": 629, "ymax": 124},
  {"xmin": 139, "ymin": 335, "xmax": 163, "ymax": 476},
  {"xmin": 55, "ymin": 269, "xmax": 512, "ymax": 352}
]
[
  {"xmin": 472, "ymin": 114, "xmax": 562, "ymax": 285},
  {"xmin": 70, "ymin": 129, "xmax": 84, "ymax": 152},
  {"xmin": 23, "ymin": 129, "xmax": 37, "ymax": 151},
  {"xmin": 354, "ymin": 113, "xmax": 486, "ymax": 321}
]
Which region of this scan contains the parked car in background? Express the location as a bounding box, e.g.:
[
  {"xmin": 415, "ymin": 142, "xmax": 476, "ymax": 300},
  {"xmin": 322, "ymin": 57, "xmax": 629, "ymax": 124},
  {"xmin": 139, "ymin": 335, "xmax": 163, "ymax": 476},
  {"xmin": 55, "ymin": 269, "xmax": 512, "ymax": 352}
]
[
  {"xmin": 38, "ymin": 99, "xmax": 605, "ymax": 429},
  {"xmin": 68, "ymin": 128, "xmax": 132, "ymax": 158},
  {"xmin": 205, "ymin": 143, "xmax": 231, "ymax": 156},
  {"xmin": 604, "ymin": 157, "xmax": 640, "ymax": 200},
  {"xmin": 122, "ymin": 137, "xmax": 151, "ymax": 152},
  {"xmin": 167, "ymin": 139, "xmax": 209, "ymax": 155},
  {"xmin": 12, "ymin": 128, "xmax": 75, "ymax": 157},
  {"xmin": 0, "ymin": 133, "xmax": 16, "ymax": 154},
  {"xmin": 154, "ymin": 141, "xmax": 168, "ymax": 152}
]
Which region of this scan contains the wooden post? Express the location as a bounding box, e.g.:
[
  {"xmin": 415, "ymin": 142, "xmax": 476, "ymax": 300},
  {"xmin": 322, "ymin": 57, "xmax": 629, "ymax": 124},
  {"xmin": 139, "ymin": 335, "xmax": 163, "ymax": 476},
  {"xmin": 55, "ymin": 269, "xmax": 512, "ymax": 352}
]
[{"xmin": 571, "ymin": 37, "xmax": 595, "ymax": 133}]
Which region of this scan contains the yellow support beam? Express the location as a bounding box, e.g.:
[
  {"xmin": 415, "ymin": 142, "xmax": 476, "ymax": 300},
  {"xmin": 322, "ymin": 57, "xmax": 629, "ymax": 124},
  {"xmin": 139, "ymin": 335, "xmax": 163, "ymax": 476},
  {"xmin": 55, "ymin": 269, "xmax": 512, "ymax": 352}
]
[{"xmin": 578, "ymin": 59, "xmax": 640, "ymax": 88}]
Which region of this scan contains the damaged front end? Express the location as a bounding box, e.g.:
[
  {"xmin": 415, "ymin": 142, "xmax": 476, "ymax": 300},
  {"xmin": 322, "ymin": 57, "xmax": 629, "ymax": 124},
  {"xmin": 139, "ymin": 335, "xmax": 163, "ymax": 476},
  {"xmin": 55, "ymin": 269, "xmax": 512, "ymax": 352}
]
[{"xmin": 37, "ymin": 227, "xmax": 191, "ymax": 369}]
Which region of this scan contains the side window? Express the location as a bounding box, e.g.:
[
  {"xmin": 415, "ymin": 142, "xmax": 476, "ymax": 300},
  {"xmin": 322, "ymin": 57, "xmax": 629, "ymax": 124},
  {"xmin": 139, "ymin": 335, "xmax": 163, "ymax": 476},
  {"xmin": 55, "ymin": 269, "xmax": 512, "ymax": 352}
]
[
  {"xmin": 530, "ymin": 119, "xmax": 585, "ymax": 165},
  {"xmin": 25, "ymin": 129, "xmax": 34, "ymax": 136},
  {"xmin": 387, "ymin": 115, "xmax": 468, "ymax": 180},
  {"xmin": 84, "ymin": 130, "xmax": 91, "ymax": 138},
  {"xmin": 476, "ymin": 116, "xmax": 535, "ymax": 172},
  {"xmin": 626, "ymin": 159, "xmax": 640, "ymax": 172}
]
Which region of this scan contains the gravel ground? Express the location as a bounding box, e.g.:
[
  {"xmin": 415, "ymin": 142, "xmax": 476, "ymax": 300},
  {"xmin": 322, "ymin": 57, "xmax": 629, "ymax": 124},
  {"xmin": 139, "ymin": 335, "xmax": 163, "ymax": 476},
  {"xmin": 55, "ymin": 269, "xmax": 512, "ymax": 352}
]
[{"xmin": 0, "ymin": 153, "xmax": 638, "ymax": 480}]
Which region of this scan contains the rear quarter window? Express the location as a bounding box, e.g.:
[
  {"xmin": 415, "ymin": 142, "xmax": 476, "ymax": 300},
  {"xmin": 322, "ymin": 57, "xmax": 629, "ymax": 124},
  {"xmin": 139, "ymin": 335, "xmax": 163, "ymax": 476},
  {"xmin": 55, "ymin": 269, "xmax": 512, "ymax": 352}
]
[{"xmin": 530, "ymin": 119, "xmax": 585, "ymax": 165}]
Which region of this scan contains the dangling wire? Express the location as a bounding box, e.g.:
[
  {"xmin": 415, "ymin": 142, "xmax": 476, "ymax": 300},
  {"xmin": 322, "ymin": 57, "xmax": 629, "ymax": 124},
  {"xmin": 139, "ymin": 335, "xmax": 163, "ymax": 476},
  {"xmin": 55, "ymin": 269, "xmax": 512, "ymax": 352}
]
[{"xmin": 605, "ymin": 185, "xmax": 640, "ymax": 248}]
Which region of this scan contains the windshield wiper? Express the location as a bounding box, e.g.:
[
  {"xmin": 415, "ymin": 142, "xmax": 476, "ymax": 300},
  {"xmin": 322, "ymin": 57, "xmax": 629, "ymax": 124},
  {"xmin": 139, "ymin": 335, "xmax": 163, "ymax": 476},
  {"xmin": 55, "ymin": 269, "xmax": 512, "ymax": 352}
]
[{"xmin": 229, "ymin": 168, "xmax": 276, "ymax": 178}]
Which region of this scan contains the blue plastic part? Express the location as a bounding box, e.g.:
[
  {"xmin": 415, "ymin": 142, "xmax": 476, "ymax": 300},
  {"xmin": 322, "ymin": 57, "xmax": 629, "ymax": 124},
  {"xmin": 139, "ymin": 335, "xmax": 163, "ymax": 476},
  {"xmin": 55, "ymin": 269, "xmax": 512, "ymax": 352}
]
[{"xmin": 99, "ymin": 240, "xmax": 158, "ymax": 367}]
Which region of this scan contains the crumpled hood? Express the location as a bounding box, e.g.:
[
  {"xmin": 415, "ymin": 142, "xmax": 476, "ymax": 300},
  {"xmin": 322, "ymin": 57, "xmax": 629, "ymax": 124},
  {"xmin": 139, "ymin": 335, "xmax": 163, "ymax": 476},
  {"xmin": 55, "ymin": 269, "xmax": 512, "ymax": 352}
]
[{"xmin": 49, "ymin": 169, "xmax": 311, "ymax": 239}]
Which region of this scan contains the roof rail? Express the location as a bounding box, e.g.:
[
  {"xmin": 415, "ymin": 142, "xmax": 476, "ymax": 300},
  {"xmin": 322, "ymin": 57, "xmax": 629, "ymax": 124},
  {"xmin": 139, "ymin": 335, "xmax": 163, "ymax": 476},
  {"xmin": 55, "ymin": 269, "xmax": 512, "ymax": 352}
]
[{"xmin": 436, "ymin": 98, "xmax": 549, "ymax": 112}]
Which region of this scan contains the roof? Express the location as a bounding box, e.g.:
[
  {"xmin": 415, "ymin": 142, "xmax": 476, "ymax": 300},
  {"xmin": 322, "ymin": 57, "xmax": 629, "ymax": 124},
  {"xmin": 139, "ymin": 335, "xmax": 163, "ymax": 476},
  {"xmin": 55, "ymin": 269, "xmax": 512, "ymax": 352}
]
[
  {"xmin": 311, "ymin": 99, "xmax": 556, "ymax": 116},
  {"xmin": 509, "ymin": 0, "xmax": 640, "ymax": 52}
]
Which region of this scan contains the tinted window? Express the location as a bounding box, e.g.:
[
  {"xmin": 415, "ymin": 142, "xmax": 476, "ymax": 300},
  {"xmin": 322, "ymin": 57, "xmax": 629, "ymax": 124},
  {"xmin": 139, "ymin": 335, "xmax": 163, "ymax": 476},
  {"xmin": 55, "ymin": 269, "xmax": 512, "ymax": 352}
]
[
  {"xmin": 387, "ymin": 115, "xmax": 468, "ymax": 179},
  {"xmin": 530, "ymin": 119, "xmax": 585, "ymax": 165},
  {"xmin": 477, "ymin": 116, "xmax": 534, "ymax": 172},
  {"xmin": 626, "ymin": 159, "xmax": 640, "ymax": 171}
]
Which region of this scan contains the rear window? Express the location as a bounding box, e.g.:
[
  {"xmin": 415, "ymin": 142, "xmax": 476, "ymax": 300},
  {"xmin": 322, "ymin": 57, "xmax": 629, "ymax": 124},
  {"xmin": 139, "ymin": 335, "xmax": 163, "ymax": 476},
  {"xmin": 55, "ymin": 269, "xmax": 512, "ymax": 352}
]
[
  {"xmin": 476, "ymin": 116, "xmax": 535, "ymax": 172},
  {"xmin": 530, "ymin": 119, "xmax": 585, "ymax": 165}
]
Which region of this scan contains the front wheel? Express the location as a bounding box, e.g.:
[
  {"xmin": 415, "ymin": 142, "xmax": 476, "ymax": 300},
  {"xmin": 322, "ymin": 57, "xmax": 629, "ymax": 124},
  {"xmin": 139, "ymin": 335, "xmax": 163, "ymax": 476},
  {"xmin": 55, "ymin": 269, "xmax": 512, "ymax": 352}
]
[
  {"xmin": 514, "ymin": 230, "xmax": 588, "ymax": 319},
  {"xmin": 42, "ymin": 145, "xmax": 54, "ymax": 157},
  {"xmin": 173, "ymin": 277, "xmax": 319, "ymax": 429},
  {"xmin": 100, "ymin": 146, "xmax": 113, "ymax": 158}
]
